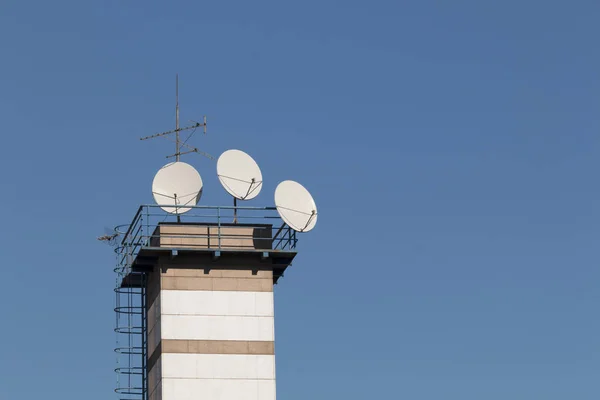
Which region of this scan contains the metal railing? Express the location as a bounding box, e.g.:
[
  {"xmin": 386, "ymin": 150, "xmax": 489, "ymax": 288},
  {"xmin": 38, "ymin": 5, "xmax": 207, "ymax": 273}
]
[{"xmin": 115, "ymin": 204, "xmax": 297, "ymax": 273}]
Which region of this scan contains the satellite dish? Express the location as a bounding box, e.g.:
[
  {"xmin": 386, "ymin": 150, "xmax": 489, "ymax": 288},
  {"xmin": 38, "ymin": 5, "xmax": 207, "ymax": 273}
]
[
  {"xmin": 274, "ymin": 180, "xmax": 318, "ymax": 232},
  {"xmin": 152, "ymin": 161, "xmax": 203, "ymax": 214},
  {"xmin": 216, "ymin": 149, "xmax": 263, "ymax": 200}
]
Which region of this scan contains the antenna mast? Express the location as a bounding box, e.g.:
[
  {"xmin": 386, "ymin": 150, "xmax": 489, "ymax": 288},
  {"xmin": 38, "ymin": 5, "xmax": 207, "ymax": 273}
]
[
  {"xmin": 176, "ymin": 74, "xmax": 180, "ymax": 161},
  {"xmin": 140, "ymin": 74, "xmax": 213, "ymax": 160}
]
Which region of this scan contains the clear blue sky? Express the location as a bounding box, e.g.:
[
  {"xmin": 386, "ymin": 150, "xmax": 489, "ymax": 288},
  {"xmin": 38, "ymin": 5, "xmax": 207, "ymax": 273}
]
[{"xmin": 1, "ymin": 1, "xmax": 598, "ymax": 399}]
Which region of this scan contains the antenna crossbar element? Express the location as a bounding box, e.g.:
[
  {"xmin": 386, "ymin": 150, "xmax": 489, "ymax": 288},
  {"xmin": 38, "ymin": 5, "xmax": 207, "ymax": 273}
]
[
  {"xmin": 139, "ymin": 122, "xmax": 205, "ymax": 142},
  {"xmin": 166, "ymin": 147, "xmax": 215, "ymax": 160},
  {"xmin": 140, "ymin": 75, "xmax": 210, "ymax": 162}
]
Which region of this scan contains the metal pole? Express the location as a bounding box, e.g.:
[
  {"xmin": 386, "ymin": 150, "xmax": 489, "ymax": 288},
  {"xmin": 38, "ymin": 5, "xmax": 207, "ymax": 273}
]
[
  {"xmin": 141, "ymin": 274, "xmax": 148, "ymax": 400},
  {"xmin": 175, "ymin": 193, "xmax": 181, "ymax": 223},
  {"xmin": 175, "ymin": 74, "xmax": 180, "ymax": 161},
  {"xmin": 233, "ymin": 197, "xmax": 238, "ymax": 224},
  {"xmin": 217, "ymin": 207, "xmax": 221, "ymax": 248}
]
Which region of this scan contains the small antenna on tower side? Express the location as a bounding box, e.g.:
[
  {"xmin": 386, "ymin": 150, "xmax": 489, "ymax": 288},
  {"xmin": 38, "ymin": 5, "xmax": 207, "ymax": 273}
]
[
  {"xmin": 97, "ymin": 227, "xmax": 120, "ymax": 246},
  {"xmin": 140, "ymin": 74, "xmax": 213, "ymax": 160}
]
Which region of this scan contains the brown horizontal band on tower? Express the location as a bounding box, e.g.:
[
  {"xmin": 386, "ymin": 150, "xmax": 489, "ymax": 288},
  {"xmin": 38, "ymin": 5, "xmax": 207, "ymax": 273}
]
[
  {"xmin": 160, "ymin": 267, "xmax": 273, "ymax": 279},
  {"xmin": 146, "ymin": 268, "xmax": 275, "ymax": 308},
  {"xmin": 161, "ymin": 339, "xmax": 275, "ymax": 355},
  {"xmin": 147, "ymin": 339, "xmax": 275, "ymax": 370},
  {"xmin": 160, "ymin": 276, "xmax": 273, "ymax": 292}
]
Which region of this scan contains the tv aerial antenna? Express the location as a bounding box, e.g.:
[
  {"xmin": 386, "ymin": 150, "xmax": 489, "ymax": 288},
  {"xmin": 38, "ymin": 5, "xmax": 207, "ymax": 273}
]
[
  {"xmin": 97, "ymin": 226, "xmax": 120, "ymax": 246},
  {"xmin": 139, "ymin": 74, "xmax": 214, "ymax": 161}
]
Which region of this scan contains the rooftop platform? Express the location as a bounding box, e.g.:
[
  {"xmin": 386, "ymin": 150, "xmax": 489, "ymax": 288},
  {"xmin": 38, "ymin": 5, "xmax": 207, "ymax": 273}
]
[{"xmin": 115, "ymin": 205, "xmax": 299, "ymax": 286}]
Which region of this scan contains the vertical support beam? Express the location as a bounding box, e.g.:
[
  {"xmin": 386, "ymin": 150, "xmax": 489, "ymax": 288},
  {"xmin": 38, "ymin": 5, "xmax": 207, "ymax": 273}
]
[
  {"xmin": 233, "ymin": 198, "xmax": 238, "ymax": 224},
  {"xmin": 142, "ymin": 273, "xmax": 148, "ymax": 400}
]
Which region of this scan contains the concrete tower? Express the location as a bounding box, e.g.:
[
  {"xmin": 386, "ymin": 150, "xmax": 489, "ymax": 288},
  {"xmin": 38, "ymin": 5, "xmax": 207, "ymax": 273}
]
[
  {"xmin": 115, "ymin": 213, "xmax": 299, "ymax": 400},
  {"xmin": 111, "ymin": 94, "xmax": 317, "ymax": 400}
]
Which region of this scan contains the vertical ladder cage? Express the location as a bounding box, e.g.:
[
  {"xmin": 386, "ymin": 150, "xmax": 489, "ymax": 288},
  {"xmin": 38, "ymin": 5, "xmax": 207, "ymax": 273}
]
[{"xmin": 114, "ymin": 242, "xmax": 148, "ymax": 400}]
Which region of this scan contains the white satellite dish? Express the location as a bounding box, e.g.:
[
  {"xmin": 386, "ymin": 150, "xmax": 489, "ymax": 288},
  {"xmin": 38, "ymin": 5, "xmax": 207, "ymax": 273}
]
[
  {"xmin": 152, "ymin": 161, "xmax": 203, "ymax": 214},
  {"xmin": 216, "ymin": 149, "xmax": 263, "ymax": 200},
  {"xmin": 274, "ymin": 180, "xmax": 318, "ymax": 232}
]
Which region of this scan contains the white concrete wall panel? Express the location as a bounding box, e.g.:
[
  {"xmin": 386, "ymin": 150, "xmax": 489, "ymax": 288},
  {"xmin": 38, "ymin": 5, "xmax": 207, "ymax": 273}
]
[
  {"xmin": 161, "ymin": 315, "xmax": 274, "ymax": 341},
  {"xmin": 162, "ymin": 378, "xmax": 275, "ymax": 400},
  {"xmin": 161, "ymin": 290, "xmax": 274, "ymax": 317},
  {"xmin": 155, "ymin": 288, "xmax": 277, "ymax": 400},
  {"xmin": 162, "ymin": 353, "xmax": 275, "ymax": 380}
]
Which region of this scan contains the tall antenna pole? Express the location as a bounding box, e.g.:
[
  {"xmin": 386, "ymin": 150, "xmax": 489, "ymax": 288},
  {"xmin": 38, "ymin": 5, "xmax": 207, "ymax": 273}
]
[
  {"xmin": 175, "ymin": 74, "xmax": 180, "ymax": 161},
  {"xmin": 140, "ymin": 75, "xmax": 211, "ymax": 160}
]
